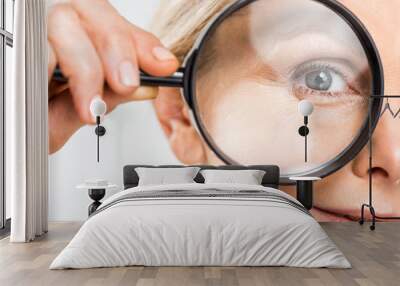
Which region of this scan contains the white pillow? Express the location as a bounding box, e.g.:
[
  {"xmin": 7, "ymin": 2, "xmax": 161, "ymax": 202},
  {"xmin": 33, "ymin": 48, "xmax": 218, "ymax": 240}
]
[
  {"xmin": 200, "ymin": 169, "xmax": 266, "ymax": 185},
  {"xmin": 135, "ymin": 167, "xmax": 200, "ymax": 186}
]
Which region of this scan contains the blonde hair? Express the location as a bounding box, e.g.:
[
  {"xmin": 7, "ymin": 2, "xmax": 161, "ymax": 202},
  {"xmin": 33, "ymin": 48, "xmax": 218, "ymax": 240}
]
[{"xmin": 151, "ymin": 0, "xmax": 235, "ymax": 62}]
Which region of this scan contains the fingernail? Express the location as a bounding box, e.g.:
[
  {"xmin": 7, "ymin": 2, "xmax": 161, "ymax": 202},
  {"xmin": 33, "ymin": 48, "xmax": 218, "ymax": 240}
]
[
  {"xmin": 119, "ymin": 60, "xmax": 139, "ymax": 87},
  {"xmin": 152, "ymin": 46, "xmax": 176, "ymax": 61}
]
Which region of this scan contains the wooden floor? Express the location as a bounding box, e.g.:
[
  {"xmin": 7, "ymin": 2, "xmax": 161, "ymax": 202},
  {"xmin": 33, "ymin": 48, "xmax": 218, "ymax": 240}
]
[{"xmin": 0, "ymin": 222, "xmax": 399, "ymax": 286}]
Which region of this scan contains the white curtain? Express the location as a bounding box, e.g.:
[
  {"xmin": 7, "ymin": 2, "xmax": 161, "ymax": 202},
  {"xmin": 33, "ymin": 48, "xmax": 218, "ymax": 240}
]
[{"xmin": 7, "ymin": 0, "xmax": 48, "ymax": 242}]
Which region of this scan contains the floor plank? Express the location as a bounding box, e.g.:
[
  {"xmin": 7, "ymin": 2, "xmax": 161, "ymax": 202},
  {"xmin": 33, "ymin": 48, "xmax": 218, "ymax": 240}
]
[{"xmin": 0, "ymin": 222, "xmax": 399, "ymax": 286}]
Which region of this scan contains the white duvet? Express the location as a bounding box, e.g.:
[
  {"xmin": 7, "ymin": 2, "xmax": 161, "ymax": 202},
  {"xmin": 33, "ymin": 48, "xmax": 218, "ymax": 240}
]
[{"xmin": 50, "ymin": 183, "xmax": 350, "ymax": 269}]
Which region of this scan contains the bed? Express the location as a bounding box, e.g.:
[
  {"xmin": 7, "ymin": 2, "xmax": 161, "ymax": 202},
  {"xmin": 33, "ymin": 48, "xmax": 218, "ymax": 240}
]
[{"xmin": 50, "ymin": 165, "xmax": 350, "ymax": 269}]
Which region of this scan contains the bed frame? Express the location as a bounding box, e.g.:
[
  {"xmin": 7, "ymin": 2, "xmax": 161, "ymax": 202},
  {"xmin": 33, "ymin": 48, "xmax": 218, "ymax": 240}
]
[{"xmin": 123, "ymin": 165, "xmax": 280, "ymax": 190}]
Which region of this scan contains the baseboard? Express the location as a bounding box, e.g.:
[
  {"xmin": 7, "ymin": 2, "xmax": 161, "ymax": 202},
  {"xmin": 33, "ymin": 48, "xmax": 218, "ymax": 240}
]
[{"xmin": 0, "ymin": 218, "xmax": 11, "ymax": 239}]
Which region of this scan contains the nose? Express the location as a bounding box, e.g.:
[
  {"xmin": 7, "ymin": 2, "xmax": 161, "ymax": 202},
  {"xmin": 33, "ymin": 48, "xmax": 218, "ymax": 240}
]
[{"xmin": 352, "ymin": 104, "xmax": 400, "ymax": 184}]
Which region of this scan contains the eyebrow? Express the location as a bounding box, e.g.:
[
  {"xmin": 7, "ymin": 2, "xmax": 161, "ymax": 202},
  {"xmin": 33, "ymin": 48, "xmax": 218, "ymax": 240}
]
[{"xmin": 250, "ymin": 61, "xmax": 280, "ymax": 83}]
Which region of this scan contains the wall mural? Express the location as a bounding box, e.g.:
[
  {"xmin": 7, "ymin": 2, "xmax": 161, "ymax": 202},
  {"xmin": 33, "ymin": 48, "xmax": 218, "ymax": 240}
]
[{"xmin": 48, "ymin": 0, "xmax": 400, "ymax": 222}]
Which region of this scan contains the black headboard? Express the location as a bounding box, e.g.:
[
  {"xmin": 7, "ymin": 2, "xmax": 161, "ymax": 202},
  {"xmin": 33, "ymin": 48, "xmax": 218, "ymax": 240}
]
[{"xmin": 123, "ymin": 165, "xmax": 280, "ymax": 190}]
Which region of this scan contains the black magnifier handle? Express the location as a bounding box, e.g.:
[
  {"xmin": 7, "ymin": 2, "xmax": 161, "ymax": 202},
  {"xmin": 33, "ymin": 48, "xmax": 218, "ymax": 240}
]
[{"xmin": 52, "ymin": 67, "xmax": 184, "ymax": 88}]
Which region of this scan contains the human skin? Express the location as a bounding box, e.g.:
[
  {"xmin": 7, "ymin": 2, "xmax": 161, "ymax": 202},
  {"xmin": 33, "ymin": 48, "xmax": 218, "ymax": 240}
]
[
  {"xmin": 48, "ymin": 0, "xmax": 400, "ymax": 221},
  {"xmin": 309, "ymin": 0, "xmax": 400, "ymax": 220}
]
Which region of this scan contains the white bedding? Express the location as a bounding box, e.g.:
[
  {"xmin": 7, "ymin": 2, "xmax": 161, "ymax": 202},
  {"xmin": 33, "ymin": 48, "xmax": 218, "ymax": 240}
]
[{"xmin": 50, "ymin": 183, "xmax": 350, "ymax": 269}]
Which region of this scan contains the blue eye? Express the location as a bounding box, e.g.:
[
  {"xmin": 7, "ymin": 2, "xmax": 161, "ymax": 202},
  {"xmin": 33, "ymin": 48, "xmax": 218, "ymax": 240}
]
[
  {"xmin": 293, "ymin": 64, "xmax": 347, "ymax": 94},
  {"xmin": 305, "ymin": 69, "xmax": 332, "ymax": 91}
]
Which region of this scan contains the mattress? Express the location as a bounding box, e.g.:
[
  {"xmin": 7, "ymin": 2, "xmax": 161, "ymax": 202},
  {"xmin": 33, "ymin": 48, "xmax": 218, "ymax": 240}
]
[{"xmin": 50, "ymin": 183, "xmax": 350, "ymax": 269}]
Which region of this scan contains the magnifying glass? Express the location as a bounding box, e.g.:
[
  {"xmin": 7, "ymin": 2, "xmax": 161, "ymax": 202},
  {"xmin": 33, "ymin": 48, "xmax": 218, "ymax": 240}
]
[{"xmin": 53, "ymin": 0, "xmax": 384, "ymax": 184}]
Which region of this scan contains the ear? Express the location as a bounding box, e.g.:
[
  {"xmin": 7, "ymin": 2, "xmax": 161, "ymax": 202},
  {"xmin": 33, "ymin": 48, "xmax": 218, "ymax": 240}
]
[{"xmin": 153, "ymin": 87, "xmax": 207, "ymax": 164}]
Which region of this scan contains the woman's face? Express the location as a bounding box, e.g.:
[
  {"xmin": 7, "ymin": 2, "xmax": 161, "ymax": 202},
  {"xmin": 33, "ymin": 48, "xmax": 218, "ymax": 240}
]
[
  {"xmin": 313, "ymin": 0, "xmax": 400, "ymax": 220},
  {"xmin": 155, "ymin": 0, "xmax": 400, "ymax": 220}
]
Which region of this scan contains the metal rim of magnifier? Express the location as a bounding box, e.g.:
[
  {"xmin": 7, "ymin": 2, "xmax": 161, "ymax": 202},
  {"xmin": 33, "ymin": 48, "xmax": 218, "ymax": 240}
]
[{"xmin": 181, "ymin": 0, "xmax": 384, "ymax": 185}]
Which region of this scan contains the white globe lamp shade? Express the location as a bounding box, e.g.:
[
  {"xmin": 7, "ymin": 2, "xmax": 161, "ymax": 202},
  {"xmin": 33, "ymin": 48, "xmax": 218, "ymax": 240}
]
[
  {"xmin": 298, "ymin": 100, "xmax": 314, "ymax": 116},
  {"xmin": 90, "ymin": 98, "xmax": 107, "ymax": 117}
]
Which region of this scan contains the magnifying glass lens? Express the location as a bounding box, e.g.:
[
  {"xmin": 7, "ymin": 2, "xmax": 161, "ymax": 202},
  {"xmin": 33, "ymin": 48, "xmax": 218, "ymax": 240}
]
[{"xmin": 192, "ymin": 0, "xmax": 373, "ymax": 177}]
